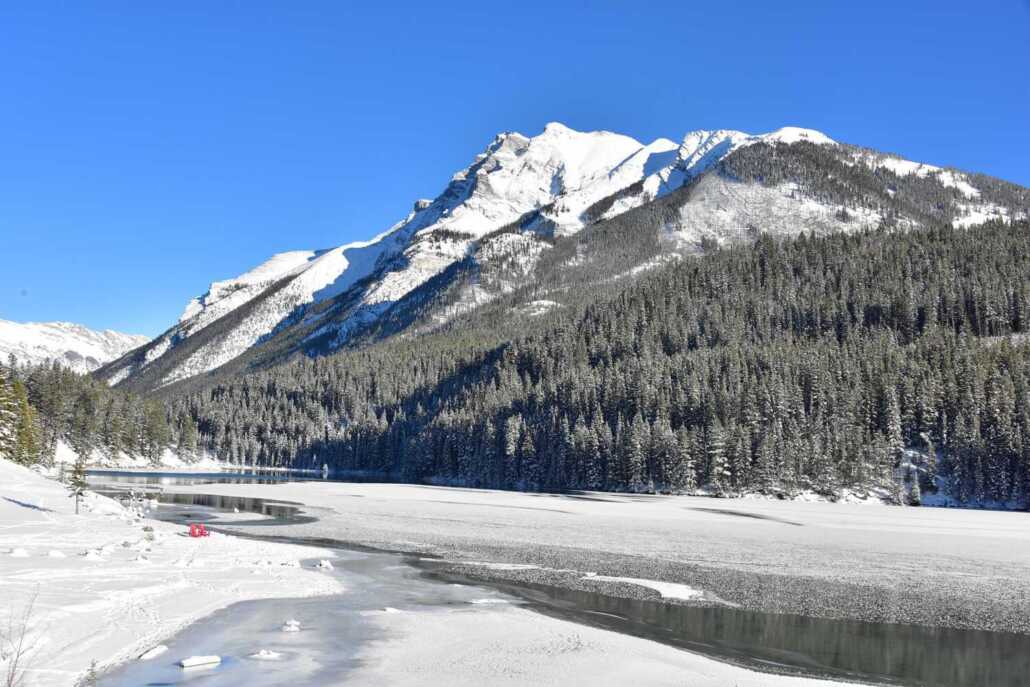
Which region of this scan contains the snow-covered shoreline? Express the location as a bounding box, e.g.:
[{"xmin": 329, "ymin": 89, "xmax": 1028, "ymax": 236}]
[
  {"xmin": 0, "ymin": 460, "xmax": 343, "ymax": 687},
  {"xmin": 51, "ymin": 439, "xmax": 230, "ymax": 472}
]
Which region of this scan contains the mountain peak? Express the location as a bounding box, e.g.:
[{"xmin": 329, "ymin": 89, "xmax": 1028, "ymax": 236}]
[
  {"xmin": 542, "ymin": 121, "xmax": 575, "ymax": 135},
  {"xmin": 760, "ymin": 126, "xmax": 835, "ymax": 145}
]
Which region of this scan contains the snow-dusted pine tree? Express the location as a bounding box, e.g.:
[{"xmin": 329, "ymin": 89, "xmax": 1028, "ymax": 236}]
[
  {"xmin": 67, "ymin": 453, "xmax": 88, "ymax": 514},
  {"xmin": 0, "ymin": 372, "xmax": 16, "ymax": 460}
]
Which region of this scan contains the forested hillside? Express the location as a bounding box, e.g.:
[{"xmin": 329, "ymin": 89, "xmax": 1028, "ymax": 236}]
[
  {"xmin": 0, "ymin": 358, "xmax": 192, "ymax": 466},
  {"xmin": 171, "ymin": 221, "xmax": 1030, "ymax": 506}
]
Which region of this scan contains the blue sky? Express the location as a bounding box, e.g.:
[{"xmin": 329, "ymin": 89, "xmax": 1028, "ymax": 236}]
[{"xmin": 1, "ymin": 1, "xmax": 1028, "ymax": 337}]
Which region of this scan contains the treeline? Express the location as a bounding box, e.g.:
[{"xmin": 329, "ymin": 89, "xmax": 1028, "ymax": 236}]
[
  {"xmin": 174, "ymin": 221, "xmax": 1030, "ymax": 506},
  {"xmin": 0, "ymin": 358, "xmax": 194, "ymax": 466}
]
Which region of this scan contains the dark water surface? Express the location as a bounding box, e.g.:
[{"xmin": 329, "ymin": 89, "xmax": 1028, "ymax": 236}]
[
  {"xmin": 92, "ymin": 471, "xmax": 1030, "ymax": 687},
  {"xmin": 86, "ymin": 468, "xmax": 311, "ymax": 487},
  {"xmin": 420, "ymin": 570, "xmax": 1030, "ymax": 687}
]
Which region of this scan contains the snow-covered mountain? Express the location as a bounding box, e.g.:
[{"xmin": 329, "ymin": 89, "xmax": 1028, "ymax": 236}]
[
  {"xmin": 98, "ymin": 122, "xmax": 1029, "ymax": 391},
  {"xmin": 0, "ymin": 320, "xmax": 149, "ymax": 373}
]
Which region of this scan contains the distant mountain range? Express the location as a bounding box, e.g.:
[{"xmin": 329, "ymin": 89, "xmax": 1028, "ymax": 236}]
[
  {"xmin": 0, "ymin": 320, "xmax": 149, "ymax": 374},
  {"xmin": 90, "ymin": 122, "xmax": 1027, "ymax": 392}
]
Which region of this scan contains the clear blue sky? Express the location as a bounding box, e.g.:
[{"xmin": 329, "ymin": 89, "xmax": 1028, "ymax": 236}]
[{"xmin": 1, "ymin": 1, "xmax": 1028, "ymax": 337}]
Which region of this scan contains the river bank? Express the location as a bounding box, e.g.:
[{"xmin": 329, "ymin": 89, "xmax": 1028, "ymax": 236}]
[{"xmin": 0, "ymin": 461, "xmax": 343, "ymax": 687}]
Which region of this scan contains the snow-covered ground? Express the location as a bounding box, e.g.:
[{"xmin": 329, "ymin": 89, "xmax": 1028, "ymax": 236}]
[
  {"xmin": 0, "ymin": 460, "xmax": 342, "ymax": 686},
  {"xmin": 50, "ymin": 439, "xmax": 228, "ymax": 471}
]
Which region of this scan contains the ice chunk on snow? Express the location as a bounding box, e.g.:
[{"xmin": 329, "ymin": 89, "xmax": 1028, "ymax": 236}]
[
  {"xmin": 10, "ymin": 548, "xmax": 29, "ymax": 558},
  {"xmin": 281, "ymin": 618, "xmax": 302, "ymax": 632},
  {"xmin": 179, "ymin": 655, "xmax": 221, "ymax": 669},
  {"xmin": 248, "ymin": 649, "xmax": 283, "ymax": 660},
  {"xmin": 48, "ymin": 549, "xmax": 66, "ymax": 558},
  {"xmin": 83, "ymin": 550, "xmax": 104, "ymax": 561},
  {"xmin": 138, "ymin": 645, "xmax": 168, "ymax": 661},
  {"xmin": 315, "ymin": 559, "xmax": 334, "ymax": 570}
]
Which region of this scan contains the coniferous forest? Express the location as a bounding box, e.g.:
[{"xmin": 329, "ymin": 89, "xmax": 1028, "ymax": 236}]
[
  {"xmin": 159, "ymin": 221, "xmax": 1030, "ymax": 506},
  {"xmin": 0, "ymin": 358, "xmax": 189, "ymax": 467},
  {"xmin": 3, "ymin": 221, "xmax": 1028, "ymax": 507}
]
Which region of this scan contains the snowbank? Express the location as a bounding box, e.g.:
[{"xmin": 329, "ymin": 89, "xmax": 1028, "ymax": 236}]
[
  {"xmin": 49, "ymin": 439, "xmax": 228, "ymax": 472},
  {"xmin": 0, "ymin": 458, "xmax": 342, "ymax": 687}
]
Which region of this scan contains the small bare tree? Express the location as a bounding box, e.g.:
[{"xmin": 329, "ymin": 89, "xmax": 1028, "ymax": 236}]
[{"xmin": 1, "ymin": 592, "xmax": 39, "ymax": 687}]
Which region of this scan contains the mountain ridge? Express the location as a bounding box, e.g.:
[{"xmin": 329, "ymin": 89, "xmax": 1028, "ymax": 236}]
[
  {"xmin": 96, "ymin": 122, "xmax": 1029, "ymax": 393},
  {"xmin": 0, "ymin": 319, "xmax": 149, "ymax": 373}
]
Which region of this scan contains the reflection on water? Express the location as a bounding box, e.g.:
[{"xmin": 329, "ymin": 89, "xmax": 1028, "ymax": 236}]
[
  {"xmin": 85, "ymin": 468, "xmax": 306, "ymax": 487},
  {"xmin": 90, "ymin": 473, "xmax": 315, "ymax": 527},
  {"xmin": 426, "ymin": 573, "xmax": 1030, "ymax": 687},
  {"xmin": 150, "ymin": 493, "xmax": 313, "ymax": 525}
]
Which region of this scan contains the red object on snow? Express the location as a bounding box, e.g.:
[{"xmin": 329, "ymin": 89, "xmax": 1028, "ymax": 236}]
[{"xmin": 188, "ymin": 523, "xmax": 210, "ymax": 538}]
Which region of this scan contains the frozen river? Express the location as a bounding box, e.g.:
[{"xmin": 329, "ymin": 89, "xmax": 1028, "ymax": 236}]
[
  {"xmin": 98, "ymin": 546, "xmax": 517, "ymax": 686},
  {"xmin": 93, "ymin": 473, "xmax": 1030, "ymax": 686}
]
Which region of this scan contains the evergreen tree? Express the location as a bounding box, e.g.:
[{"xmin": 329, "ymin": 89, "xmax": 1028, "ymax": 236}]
[
  {"xmin": 11, "ymin": 381, "xmax": 40, "ymax": 465},
  {"xmin": 67, "ymin": 453, "xmax": 88, "ymax": 515},
  {"xmin": 0, "ymin": 372, "xmax": 17, "ymax": 460}
]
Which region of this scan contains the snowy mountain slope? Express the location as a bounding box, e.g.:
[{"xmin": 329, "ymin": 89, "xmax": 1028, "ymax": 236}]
[
  {"xmin": 100, "ymin": 226, "xmax": 411, "ymax": 387},
  {"xmin": 98, "ymin": 122, "xmax": 1029, "ymax": 392},
  {"xmin": 177, "ymin": 250, "xmax": 322, "ymax": 329},
  {"xmin": 338, "ymin": 132, "xmax": 1027, "ymax": 344},
  {"xmin": 0, "ymin": 319, "xmax": 148, "ymax": 373},
  {"xmin": 100, "ymin": 123, "xmax": 673, "ymax": 389},
  {"xmin": 587, "ymin": 127, "xmax": 837, "ymax": 225}
]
